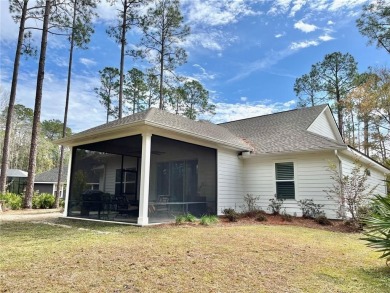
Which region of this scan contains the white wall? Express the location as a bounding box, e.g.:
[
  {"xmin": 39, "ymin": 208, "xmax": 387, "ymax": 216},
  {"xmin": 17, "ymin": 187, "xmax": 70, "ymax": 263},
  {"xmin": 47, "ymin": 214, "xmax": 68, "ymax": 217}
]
[
  {"xmin": 307, "ymin": 110, "xmax": 339, "ymax": 141},
  {"xmin": 217, "ymin": 148, "xmax": 244, "ymax": 214},
  {"xmin": 338, "ymin": 153, "xmax": 387, "ymax": 197},
  {"xmin": 217, "ymin": 151, "xmax": 341, "ymax": 218}
]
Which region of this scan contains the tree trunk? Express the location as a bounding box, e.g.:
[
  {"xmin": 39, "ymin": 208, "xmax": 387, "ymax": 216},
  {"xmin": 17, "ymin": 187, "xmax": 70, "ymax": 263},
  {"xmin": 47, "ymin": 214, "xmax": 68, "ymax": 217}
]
[
  {"xmin": 24, "ymin": 0, "xmax": 51, "ymax": 208},
  {"xmin": 118, "ymin": 0, "xmax": 127, "ymax": 119},
  {"xmin": 159, "ymin": 9, "xmax": 165, "ymax": 110},
  {"xmin": 55, "ymin": 0, "xmax": 78, "ymax": 208},
  {"xmin": 363, "ymin": 115, "xmax": 369, "ymax": 156},
  {"xmin": 0, "ymin": 0, "xmax": 28, "ymax": 194}
]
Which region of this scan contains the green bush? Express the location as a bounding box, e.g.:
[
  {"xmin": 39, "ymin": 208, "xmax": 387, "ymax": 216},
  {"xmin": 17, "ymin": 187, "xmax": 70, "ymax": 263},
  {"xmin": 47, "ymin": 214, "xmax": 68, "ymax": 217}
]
[
  {"xmin": 362, "ymin": 195, "xmax": 390, "ymax": 265},
  {"xmin": 268, "ymin": 195, "xmax": 284, "ymax": 215},
  {"xmin": 175, "ymin": 213, "xmax": 197, "ymax": 224},
  {"xmin": 32, "ymin": 193, "xmax": 55, "ymax": 209},
  {"xmin": 298, "ymin": 199, "xmax": 324, "ymax": 218},
  {"xmin": 255, "ymin": 213, "xmax": 267, "ymax": 222},
  {"xmin": 314, "ymin": 215, "xmax": 332, "ymax": 226},
  {"xmin": 200, "ymin": 215, "xmax": 219, "ymax": 226},
  {"xmin": 281, "ymin": 210, "xmax": 293, "ymax": 222},
  {"xmin": 59, "ymin": 198, "xmax": 65, "ymax": 208},
  {"xmin": 222, "ymin": 208, "xmax": 239, "ymax": 222},
  {"xmin": 0, "ymin": 193, "xmax": 23, "ymax": 210}
]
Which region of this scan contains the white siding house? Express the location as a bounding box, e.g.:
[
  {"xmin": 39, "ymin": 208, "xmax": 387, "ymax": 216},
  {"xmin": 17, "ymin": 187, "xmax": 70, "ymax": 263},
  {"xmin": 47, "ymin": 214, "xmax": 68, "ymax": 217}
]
[{"xmin": 57, "ymin": 105, "xmax": 389, "ymax": 225}]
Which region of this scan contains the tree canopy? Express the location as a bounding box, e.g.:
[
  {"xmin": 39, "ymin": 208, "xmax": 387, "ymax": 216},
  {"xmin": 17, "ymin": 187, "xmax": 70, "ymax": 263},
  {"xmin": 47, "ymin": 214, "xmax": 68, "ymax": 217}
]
[{"xmin": 357, "ymin": 0, "xmax": 390, "ymax": 54}]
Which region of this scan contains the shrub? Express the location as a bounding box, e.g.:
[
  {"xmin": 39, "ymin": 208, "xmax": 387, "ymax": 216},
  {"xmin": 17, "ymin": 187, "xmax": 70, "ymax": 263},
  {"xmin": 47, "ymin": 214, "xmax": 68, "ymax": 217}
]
[
  {"xmin": 241, "ymin": 194, "xmax": 260, "ymax": 213},
  {"xmin": 184, "ymin": 213, "xmax": 197, "ymax": 223},
  {"xmin": 175, "ymin": 213, "xmax": 197, "ymax": 224},
  {"xmin": 314, "ymin": 215, "xmax": 332, "ymax": 226},
  {"xmin": 268, "ymin": 195, "xmax": 284, "ymax": 215},
  {"xmin": 200, "ymin": 215, "xmax": 219, "ymax": 226},
  {"xmin": 362, "ymin": 195, "xmax": 390, "ymax": 265},
  {"xmin": 0, "ymin": 193, "xmax": 23, "ymax": 210},
  {"xmin": 281, "ymin": 210, "xmax": 293, "ymax": 222},
  {"xmin": 255, "ymin": 213, "xmax": 267, "ymax": 222},
  {"xmin": 298, "ymin": 199, "xmax": 325, "ymax": 218},
  {"xmin": 325, "ymin": 161, "xmax": 376, "ymax": 227},
  {"xmin": 59, "ymin": 198, "xmax": 65, "ymax": 208},
  {"xmin": 223, "ymin": 208, "xmax": 239, "ymax": 222},
  {"xmin": 175, "ymin": 214, "xmax": 187, "ymax": 224},
  {"xmin": 32, "ymin": 193, "xmax": 56, "ymax": 209}
]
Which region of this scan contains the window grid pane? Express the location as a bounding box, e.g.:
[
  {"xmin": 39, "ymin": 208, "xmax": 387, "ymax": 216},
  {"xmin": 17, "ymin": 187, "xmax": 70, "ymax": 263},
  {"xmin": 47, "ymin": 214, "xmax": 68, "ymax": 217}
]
[{"xmin": 275, "ymin": 162, "xmax": 295, "ymax": 199}]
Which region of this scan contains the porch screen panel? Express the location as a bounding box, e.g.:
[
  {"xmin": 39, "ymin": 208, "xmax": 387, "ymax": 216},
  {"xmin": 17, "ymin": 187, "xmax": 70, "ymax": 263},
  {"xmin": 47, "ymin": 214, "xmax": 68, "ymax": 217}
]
[
  {"xmin": 149, "ymin": 136, "xmax": 217, "ymax": 223},
  {"xmin": 67, "ymin": 135, "xmax": 142, "ymax": 223}
]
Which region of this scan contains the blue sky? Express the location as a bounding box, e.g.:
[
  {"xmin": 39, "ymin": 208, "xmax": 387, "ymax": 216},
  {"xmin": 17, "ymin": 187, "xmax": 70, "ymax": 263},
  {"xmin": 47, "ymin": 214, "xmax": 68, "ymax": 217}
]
[{"xmin": 0, "ymin": 0, "xmax": 389, "ymax": 133}]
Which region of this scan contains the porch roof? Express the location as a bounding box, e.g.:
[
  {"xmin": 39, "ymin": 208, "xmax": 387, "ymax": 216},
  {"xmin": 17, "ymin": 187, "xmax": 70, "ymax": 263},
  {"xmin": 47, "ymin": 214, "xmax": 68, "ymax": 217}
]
[{"xmin": 56, "ymin": 108, "xmax": 252, "ymax": 151}]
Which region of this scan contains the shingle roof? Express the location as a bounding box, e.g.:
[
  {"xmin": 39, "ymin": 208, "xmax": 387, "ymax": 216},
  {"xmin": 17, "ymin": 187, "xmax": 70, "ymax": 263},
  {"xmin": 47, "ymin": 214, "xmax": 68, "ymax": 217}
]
[
  {"xmin": 57, "ymin": 105, "xmax": 347, "ymax": 154},
  {"xmin": 35, "ymin": 166, "xmax": 68, "ymax": 183},
  {"xmin": 0, "ymin": 169, "xmax": 28, "ymax": 177},
  {"xmin": 57, "ymin": 108, "xmax": 252, "ymax": 150},
  {"xmin": 219, "ymin": 104, "xmax": 346, "ymax": 154}
]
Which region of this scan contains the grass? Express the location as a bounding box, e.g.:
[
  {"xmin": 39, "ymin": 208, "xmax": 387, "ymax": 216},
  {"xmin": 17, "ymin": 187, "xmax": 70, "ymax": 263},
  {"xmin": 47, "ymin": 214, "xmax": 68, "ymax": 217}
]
[{"xmin": 0, "ymin": 218, "xmax": 389, "ymax": 292}]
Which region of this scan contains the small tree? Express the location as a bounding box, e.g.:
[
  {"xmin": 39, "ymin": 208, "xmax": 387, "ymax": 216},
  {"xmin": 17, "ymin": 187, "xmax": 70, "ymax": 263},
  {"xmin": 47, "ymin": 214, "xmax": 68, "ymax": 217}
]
[{"xmin": 325, "ymin": 160, "xmax": 377, "ymax": 227}]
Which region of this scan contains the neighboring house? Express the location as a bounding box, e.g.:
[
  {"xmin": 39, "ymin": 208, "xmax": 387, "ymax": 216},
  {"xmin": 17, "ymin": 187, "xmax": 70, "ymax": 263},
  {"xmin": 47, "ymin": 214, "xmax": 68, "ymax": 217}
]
[
  {"xmin": 34, "ymin": 166, "xmax": 68, "ymax": 198},
  {"xmin": 0, "ymin": 169, "xmax": 28, "ymax": 194},
  {"xmin": 56, "ymin": 105, "xmax": 389, "ymax": 225}
]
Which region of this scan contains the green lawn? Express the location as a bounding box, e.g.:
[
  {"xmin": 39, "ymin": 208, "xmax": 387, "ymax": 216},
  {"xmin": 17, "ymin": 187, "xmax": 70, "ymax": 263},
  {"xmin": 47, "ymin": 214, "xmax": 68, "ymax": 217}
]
[{"xmin": 0, "ymin": 218, "xmax": 389, "ymax": 293}]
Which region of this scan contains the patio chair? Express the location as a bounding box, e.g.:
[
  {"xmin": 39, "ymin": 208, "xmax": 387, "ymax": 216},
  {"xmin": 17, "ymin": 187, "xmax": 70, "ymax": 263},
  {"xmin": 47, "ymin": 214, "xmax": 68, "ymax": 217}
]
[
  {"xmin": 114, "ymin": 195, "xmax": 138, "ymax": 217},
  {"xmin": 155, "ymin": 195, "xmax": 170, "ymax": 212}
]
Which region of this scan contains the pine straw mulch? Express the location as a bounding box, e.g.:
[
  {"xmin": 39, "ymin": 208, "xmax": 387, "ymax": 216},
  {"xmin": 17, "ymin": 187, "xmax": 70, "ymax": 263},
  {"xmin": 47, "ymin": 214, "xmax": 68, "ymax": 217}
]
[{"xmin": 157, "ymin": 213, "xmax": 361, "ymax": 233}]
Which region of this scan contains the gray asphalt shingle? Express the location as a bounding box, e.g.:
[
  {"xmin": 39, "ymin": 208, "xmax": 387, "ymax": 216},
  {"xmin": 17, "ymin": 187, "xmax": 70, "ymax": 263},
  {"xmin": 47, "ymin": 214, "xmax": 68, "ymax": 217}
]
[
  {"xmin": 35, "ymin": 166, "xmax": 68, "ymax": 183},
  {"xmin": 219, "ymin": 105, "xmax": 346, "ymax": 154}
]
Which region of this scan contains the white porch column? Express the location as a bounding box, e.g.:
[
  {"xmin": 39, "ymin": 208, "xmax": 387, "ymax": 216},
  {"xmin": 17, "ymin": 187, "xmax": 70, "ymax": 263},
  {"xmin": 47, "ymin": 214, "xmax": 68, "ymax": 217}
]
[
  {"xmin": 138, "ymin": 133, "xmax": 152, "ymax": 225},
  {"xmin": 63, "ymin": 147, "xmax": 73, "ymax": 217}
]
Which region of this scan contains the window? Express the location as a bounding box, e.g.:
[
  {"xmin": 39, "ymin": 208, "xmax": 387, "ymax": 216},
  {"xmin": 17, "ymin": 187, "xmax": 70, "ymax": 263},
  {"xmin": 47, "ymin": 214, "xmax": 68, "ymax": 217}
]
[
  {"xmin": 115, "ymin": 168, "xmax": 137, "ymax": 199},
  {"xmin": 275, "ymin": 162, "xmax": 295, "ymax": 199},
  {"xmin": 156, "ymin": 160, "xmax": 198, "ymax": 202}
]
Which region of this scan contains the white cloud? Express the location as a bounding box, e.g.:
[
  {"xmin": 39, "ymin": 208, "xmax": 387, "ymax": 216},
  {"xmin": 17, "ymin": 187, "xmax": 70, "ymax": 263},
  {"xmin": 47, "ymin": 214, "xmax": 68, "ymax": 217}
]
[
  {"xmin": 0, "ymin": 1, "xmax": 20, "ymax": 42},
  {"xmin": 185, "ymin": 30, "xmax": 238, "ymax": 51},
  {"xmin": 192, "ymin": 64, "xmax": 216, "ymax": 81},
  {"xmin": 289, "ymin": 40, "xmax": 319, "ymax": 50},
  {"xmin": 294, "ymin": 20, "xmax": 318, "ymax": 33},
  {"xmin": 290, "ymin": 0, "xmax": 307, "ymax": 17},
  {"xmin": 319, "ymin": 34, "xmax": 335, "ymax": 42},
  {"xmin": 204, "ymin": 100, "xmax": 296, "ymax": 124},
  {"xmin": 328, "ymin": 0, "xmax": 367, "ymax": 12},
  {"xmin": 327, "ymin": 20, "xmax": 335, "ymax": 25},
  {"xmin": 267, "ymin": 0, "xmax": 292, "ymax": 16},
  {"xmin": 275, "ymin": 32, "xmax": 286, "ymax": 38},
  {"xmin": 79, "ymin": 58, "xmax": 97, "ymax": 67},
  {"xmin": 183, "ymin": 0, "xmax": 261, "ymax": 26},
  {"xmin": 0, "ymin": 69, "xmax": 105, "ymax": 133},
  {"xmin": 240, "ymin": 96, "xmax": 248, "ymax": 102}
]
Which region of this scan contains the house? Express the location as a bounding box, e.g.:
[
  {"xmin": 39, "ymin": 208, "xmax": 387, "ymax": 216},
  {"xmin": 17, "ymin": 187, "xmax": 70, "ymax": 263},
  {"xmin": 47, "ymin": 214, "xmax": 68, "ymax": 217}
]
[
  {"xmin": 0, "ymin": 169, "xmax": 28, "ymax": 194},
  {"xmin": 34, "ymin": 166, "xmax": 68, "ymax": 198},
  {"xmin": 56, "ymin": 105, "xmax": 389, "ymax": 225}
]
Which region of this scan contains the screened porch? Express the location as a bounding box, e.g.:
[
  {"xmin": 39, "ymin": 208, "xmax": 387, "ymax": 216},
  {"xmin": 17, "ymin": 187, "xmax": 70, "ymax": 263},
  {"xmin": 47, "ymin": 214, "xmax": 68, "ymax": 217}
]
[{"xmin": 66, "ymin": 134, "xmax": 217, "ymax": 224}]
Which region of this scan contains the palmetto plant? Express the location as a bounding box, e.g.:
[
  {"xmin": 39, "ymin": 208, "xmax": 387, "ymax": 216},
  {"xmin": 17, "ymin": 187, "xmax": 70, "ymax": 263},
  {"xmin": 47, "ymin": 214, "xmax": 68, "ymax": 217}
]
[{"xmin": 362, "ymin": 195, "xmax": 390, "ymax": 266}]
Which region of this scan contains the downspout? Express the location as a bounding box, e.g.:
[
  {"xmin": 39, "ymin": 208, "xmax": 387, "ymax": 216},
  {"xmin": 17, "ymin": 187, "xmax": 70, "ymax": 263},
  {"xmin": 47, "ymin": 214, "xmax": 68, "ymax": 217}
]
[
  {"xmin": 334, "ymin": 150, "xmax": 342, "ymax": 176},
  {"xmin": 334, "ymin": 149, "xmax": 345, "ymax": 218}
]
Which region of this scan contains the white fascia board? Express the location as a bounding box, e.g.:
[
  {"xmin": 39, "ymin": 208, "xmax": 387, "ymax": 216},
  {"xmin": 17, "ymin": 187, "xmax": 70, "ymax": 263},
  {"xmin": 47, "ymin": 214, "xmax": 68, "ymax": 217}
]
[
  {"xmin": 341, "ymin": 147, "xmax": 390, "ymax": 174},
  {"xmin": 55, "ymin": 121, "xmax": 145, "ymax": 147},
  {"xmin": 244, "ymin": 146, "xmax": 347, "ymax": 159}
]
